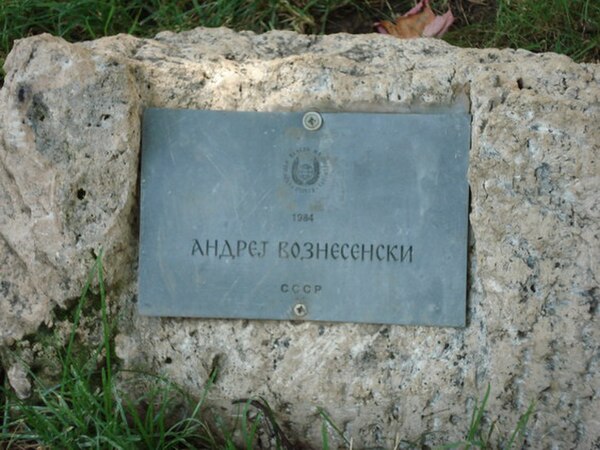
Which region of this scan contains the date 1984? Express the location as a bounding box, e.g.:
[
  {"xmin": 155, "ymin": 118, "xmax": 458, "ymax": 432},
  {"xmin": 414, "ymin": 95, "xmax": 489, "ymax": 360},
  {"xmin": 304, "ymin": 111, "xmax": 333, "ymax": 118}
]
[{"xmin": 292, "ymin": 213, "xmax": 314, "ymax": 222}]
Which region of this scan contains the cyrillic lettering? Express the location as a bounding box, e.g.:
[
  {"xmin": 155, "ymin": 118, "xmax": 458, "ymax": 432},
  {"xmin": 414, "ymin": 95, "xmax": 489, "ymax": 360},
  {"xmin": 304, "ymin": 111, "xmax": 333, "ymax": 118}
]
[
  {"xmin": 302, "ymin": 242, "xmax": 314, "ymax": 260},
  {"xmin": 194, "ymin": 238, "xmax": 412, "ymax": 263},
  {"xmin": 192, "ymin": 239, "xmax": 204, "ymax": 256},
  {"xmin": 206, "ymin": 239, "xmax": 218, "ymax": 257},
  {"xmin": 340, "ymin": 243, "xmax": 350, "ymax": 260},
  {"xmin": 375, "ymin": 244, "xmax": 385, "ymax": 261},
  {"xmin": 361, "ymin": 244, "xmax": 374, "ymax": 261},
  {"xmin": 387, "ymin": 245, "xmax": 398, "ymax": 262},
  {"xmin": 248, "ymin": 240, "xmax": 261, "ymax": 257},
  {"xmin": 315, "ymin": 242, "xmax": 328, "ymax": 260},
  {"xmin": 258, "ymin": 241, "xmax": 268, "ymax": 257},
  {"xmin": 330, "ymin": 243, "xmax": 340, "ymax": 260},
  {"xmin": 400, "ymin": 245, "xmax": 413, "ymax": 263},
  {"xmin": 236, "ymin": 240, "xmax": 247, "ymax": 257},
  {"xmin": 278, "ymin": 241, "xmax": 289, "ymax": 258},
  {"xmin": 218, "ymin": 240, "xmax": 235, "ymax": 259}
]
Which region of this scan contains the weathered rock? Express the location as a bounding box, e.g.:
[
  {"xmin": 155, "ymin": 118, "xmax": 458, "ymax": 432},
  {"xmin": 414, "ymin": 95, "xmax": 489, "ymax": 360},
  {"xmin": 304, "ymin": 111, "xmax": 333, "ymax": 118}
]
[
  {"xmin": 7, "ymin": 363, "xmax": 31, "ymax": 399},
  {"xmin": 1, "ymin": 28, "xmax": 599, "ymax": 448}
]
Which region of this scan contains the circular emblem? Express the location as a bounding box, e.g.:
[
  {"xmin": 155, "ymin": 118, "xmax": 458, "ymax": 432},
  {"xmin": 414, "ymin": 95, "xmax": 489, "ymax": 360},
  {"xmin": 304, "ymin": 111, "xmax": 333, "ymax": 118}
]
[{"xmin": 283, "ymin": 147, "xmax": 329, "ymax": 193}]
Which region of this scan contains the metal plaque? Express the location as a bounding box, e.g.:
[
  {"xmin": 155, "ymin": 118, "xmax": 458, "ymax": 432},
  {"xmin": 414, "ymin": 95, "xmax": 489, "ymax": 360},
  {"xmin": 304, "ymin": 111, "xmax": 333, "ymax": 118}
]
[{"xmin": 139, "ymin": 108, "xmax": 470, "ymax": 326}]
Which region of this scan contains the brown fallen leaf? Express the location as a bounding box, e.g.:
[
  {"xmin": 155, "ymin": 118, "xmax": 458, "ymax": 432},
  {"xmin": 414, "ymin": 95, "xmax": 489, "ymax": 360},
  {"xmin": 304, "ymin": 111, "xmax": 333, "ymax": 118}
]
[{"xmin": 375, "ymin": 0, "xmax": 454, "ymax": 39}]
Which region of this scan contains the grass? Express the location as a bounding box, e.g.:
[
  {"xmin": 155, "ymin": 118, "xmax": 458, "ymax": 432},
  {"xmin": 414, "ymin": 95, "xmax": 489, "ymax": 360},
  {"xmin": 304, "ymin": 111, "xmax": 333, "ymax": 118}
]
[
  {"xmin": 436, "ymin": 384, "xmax": 535, "ymax": 449},
  {"xmin": 0, "ymin": 252, "xmax": 294, "ymax": 449},
  {"xmin": 1, "ymin": 253, "xmax": 535, "ymax": 449},
  {"xmin": 0, "ymin": 251, "xmax": 221, "ymax": 449},
  {"xmin": 444, "ymin": 0, "xmax": 600, "ymax": 62},
  {"xmin": 0, "ymin": 0, "xmax": 598, "ymax": 83}
]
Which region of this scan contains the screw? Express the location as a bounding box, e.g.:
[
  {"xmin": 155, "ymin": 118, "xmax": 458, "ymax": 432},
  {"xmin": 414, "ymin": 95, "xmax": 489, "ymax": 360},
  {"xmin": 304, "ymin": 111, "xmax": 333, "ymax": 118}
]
[
  {"xmin": 293, "ymin": 303, "xmax": 307, "ymax": 317},
  {"xmin": 302, "ymin": 111, "xmax": 322, "ymax": 131}
]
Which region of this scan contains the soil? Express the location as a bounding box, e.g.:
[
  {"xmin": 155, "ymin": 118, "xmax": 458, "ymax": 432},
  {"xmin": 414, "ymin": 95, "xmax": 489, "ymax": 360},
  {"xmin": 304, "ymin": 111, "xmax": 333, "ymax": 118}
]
[{"xmin": 323, "ymin": 0, "xmax": 498, "ymax": 34}]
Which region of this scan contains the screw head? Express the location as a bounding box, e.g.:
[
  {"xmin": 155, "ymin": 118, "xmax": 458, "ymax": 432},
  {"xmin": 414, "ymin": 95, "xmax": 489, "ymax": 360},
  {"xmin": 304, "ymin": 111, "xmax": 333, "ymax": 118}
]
[
  {"xmin": 302, "ymin": 111, "xmax": 322, "ymax": 131},
  {"xmin": 293, "ymin": 303, "xmax": 307, "ymax": 317}
]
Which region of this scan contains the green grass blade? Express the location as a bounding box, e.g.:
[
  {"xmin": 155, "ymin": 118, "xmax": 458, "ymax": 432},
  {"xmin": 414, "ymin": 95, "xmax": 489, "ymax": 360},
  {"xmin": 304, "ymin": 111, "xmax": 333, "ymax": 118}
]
[
  {"xmin": 467, "ymin": 383, "xmax": 491, "ymax": 443},
  {"xmin": 318, "ymin": 407, "xmax": 351, "ymax": 446},
  {"xmin": 505, "ymin": 400, "xmax": 535, "ymax": 449},
  {"xmin": 104, "ymin": 1, "xmax": 116, "ymax": 36},
  {"xmin": 321, "ymin": 417, "xmax": 330, "ymax": 449},
  {"xmin": 62, "ymin": 252, "xmax": 102, "ymax": 383}
]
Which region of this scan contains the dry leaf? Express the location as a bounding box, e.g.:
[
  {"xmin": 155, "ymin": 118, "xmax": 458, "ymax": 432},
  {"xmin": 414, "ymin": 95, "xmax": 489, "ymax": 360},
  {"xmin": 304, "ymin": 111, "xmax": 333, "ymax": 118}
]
[{"xmin": 375, "ymin": 0, "xmax": 454, "ymax": 39}]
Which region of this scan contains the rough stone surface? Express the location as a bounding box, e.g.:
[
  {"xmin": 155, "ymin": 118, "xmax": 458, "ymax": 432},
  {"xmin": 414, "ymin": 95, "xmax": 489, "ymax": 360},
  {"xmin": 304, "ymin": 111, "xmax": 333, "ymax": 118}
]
[
  {"xmin": 1, "ymin": 28, "xmax": 599, "ymax": 448},
  {"xmin": 7, "ymin": 363, "xmax": 31, "ymax": 400}
]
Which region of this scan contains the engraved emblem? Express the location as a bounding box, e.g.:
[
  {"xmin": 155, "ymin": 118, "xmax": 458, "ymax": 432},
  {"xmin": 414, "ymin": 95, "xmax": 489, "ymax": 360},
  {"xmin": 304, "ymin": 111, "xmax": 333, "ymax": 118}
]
[
  {"xmin": 291, "ymin": 154, "xmax": 320, "ymax": 186},
  {"xmin": 283, "ymin": 147, "xmax": 329, "ymax": 193}
]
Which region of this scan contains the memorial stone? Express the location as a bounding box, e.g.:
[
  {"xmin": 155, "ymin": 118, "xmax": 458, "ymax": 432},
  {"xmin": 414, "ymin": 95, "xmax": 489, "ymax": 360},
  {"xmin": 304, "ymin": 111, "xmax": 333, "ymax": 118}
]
[{"xmin": 0, "ymin": 29, "xmax": 598, "ymax": 448}]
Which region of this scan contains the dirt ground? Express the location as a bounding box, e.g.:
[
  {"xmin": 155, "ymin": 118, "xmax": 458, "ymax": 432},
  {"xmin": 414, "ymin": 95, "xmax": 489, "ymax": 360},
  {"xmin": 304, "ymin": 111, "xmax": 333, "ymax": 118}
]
[{"xmin": 324, "ymin": 0, "xmax": 497, "ymax": 34}]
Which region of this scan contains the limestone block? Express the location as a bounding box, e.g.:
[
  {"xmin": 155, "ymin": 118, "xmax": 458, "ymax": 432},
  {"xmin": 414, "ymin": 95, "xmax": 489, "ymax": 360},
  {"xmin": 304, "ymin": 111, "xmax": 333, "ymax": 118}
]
[
  {"xmin": 1, "ymin": 28, "xmax": 598, "ymax": 448},
  {"xmin": 0, "ymin": 34, "xmax": 140, "ymax": 344}
]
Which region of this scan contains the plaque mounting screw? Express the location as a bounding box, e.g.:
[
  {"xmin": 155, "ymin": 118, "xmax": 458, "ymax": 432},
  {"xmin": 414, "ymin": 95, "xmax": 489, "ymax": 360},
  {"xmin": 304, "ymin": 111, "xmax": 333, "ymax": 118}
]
[
  {"xmin": 293, "ymin": 303, "xmax": 308, "ymax": 317},
  {"xmin": 302, "ymin": 111, "xmax": 322, "ymax": 131}
]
